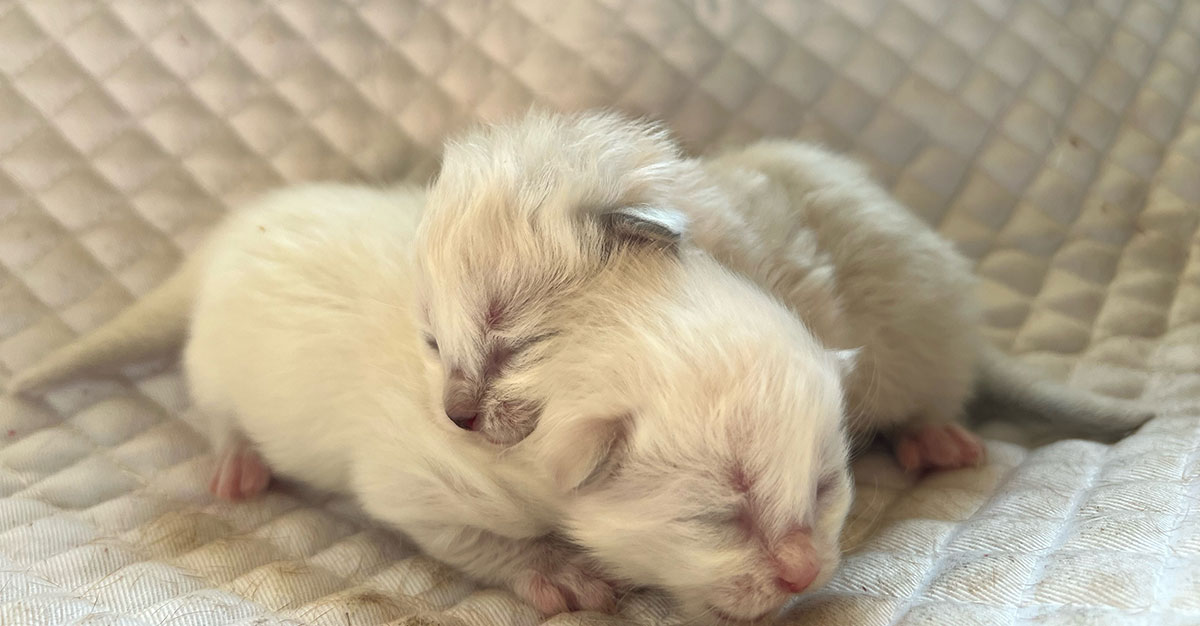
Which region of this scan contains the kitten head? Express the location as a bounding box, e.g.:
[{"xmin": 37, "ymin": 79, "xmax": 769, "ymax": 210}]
[
  {"xmin": 414, "ymin": 109, "xmax": 704, "ymax": 444},
  {"xmin": 520, "ymin": 255, "xmax": 856, "ymax": 624},
  {"xmin": 415, "ymin": 110, "xmax": 854, "ymax": 621}
]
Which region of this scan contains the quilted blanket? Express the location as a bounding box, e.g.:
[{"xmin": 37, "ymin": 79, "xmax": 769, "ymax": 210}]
[{"xmin": 1, "ymin": 1, "xmax": 1198, "ymax": 624}]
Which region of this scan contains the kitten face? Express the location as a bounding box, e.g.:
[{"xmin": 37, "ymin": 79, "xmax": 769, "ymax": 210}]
[
  {"xmin": 513, "ymin": 256, "xmax": 856, "ymax": 623},
  {"xmin": 559, "ymin": 356, "xmax": 854, "ymax": 623},
  {"xmin": 415, "ymin": 268, "xmax": 563, "ymax": 445},
  {"xmin": 414, "ymin": 109, "xmax": 693, "ymax": 445}
]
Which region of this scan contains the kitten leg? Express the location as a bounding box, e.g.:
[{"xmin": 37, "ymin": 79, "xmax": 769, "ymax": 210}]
[
  {"xmin": 194, "ymin": 407, "xmax": 272, "ymax": 500},
  {"xmin": 892, "ymin": 422, "xmax": 985, "ymax": 473},
  {"xmin": 208, "ymin": 435, "xmax": 272, "ymax": 500},
  {"xmin": 406, "ymin": 524, "xmax": 616, "ymax": 615}
]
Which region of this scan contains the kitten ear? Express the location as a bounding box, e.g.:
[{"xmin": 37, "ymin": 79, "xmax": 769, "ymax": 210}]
[
  {"xmin": 831, "ymin": 348, "xmax": 859, "ymax": 379},
  {"xmin": 600, "ymin": 206, "xmax": 687, "ymax": 249},
  {"xmin": 537, "ymin": 415, "xmax": 628, "ymax": 493}
]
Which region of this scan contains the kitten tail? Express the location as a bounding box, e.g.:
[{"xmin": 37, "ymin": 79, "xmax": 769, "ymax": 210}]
[
  {"xmin": 971, "ymin": 343, "xmax": 1154, "ymax": 439},
  {"xmin": 7, "ymin": 246, "xmax": 206, "ymax": 395}
]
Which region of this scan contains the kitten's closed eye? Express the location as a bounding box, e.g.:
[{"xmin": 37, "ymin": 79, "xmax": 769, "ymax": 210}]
[
  {"xmin": 423, "ymin": 335, "xmax": 439, "ymax": 353},
  {"xmin": 511, "ymin": 332, "xmax": 557, "ymax": 357},
  {"xmin": 816, "ymin": 475, "xmax": 838, "ymax": 499},
  {"xmin": 484, "ymin": 332, "xmax": 558, "ymax": 375}
]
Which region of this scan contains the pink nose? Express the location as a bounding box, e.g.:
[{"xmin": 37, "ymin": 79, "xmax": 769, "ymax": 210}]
[{"xmin": 774, "ymin": 530, "xmax": 821, "ymax": 593}]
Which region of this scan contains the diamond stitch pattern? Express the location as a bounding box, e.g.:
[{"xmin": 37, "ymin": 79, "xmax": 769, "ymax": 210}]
[{"xmin": 1, "ymin": 1, "xmax": 1198, "ymax": 624}]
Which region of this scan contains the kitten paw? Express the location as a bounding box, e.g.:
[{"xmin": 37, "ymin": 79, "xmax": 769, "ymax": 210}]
[
  {"xmin": 894, "ymin": 423, "xmax": 985, "ymax": 473},
  {"xmin": 209, "ymin": 440, "xmax": 272, "ymax": 500},
  {"xmin": 512, "ymin": 558, "xmax": 616, "ymax": 615}
]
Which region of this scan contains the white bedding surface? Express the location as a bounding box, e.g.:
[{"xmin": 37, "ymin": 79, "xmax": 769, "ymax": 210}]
[{"xmin": 1, "ymin": 1, "xmax": 1198, "ymax": 624}]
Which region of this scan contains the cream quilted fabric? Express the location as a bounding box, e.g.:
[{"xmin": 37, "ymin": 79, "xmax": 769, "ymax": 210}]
[{"xmin": 1, "ymin": 1, "xmax": 1198, "ymax": 625}]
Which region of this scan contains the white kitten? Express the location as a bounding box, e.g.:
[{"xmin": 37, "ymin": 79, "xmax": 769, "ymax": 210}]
[
  {"xmin": 7, "ymin": 185, "xmax": 612, "ymax": 612},
  {"xmin": 700, "ymin": 130, "xmax": 1152, "ymax": 460}
]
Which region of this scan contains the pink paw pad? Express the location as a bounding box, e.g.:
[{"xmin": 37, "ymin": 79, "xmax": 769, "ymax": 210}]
[
  {"xmin": 516, "ymin": 571, "xmax": 571, "ymax": 616},
  {"xmin": 513, "ymin": 564, "xmax": 617, "ymax": 616},
  {"xmin": 894, "ymin": 423, "xmax": 985, "ymax": 473},
  {"xmin": 209, "ymin": 441, "xmax": 272, "ymax": 501}
]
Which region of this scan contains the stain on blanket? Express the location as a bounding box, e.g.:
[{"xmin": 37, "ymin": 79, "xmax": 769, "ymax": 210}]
[{"xmin": 129, "ymin": 510, "xmax": 234, "ymax": 558}]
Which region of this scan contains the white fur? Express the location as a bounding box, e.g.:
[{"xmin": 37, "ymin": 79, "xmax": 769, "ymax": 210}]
[
  {"xmin": 5, "ymin": 184, "xmax": 608, "ymax": 612},
  {"xmin": 693, "ymin": 141, "xmax": 981, "ymax": 435},
  {"xmin": 694, "ymin": 140, "xmax": 1150, "ymax": 437},
  {"xmin": 414, "ymin": 109, "xmax": 1153, "ymax": 621},
  {"xmin": 9, "ymin": 109, "xmax": 1151, "ymax": 625},
  {"xmin": 9, "ymin": 179, "xmax": 850, "ymax": 622},
  {"xmin": 417, "ymin": 112, "xmax": 856, "ymax": 622},
  {"xmin": 181, "ymin": 185, "xmax": 619, "ymax": 605},
  {"xmin": 418, "ymin": 109, "xmax": 1149, "ymax": 444}
]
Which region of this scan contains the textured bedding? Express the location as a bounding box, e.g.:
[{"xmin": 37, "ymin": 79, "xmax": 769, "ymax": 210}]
[{"xmin": 1, "ymin": 1, "xmax": 1198, "ymax": 624}]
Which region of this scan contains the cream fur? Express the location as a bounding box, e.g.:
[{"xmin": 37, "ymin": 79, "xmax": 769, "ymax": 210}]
[
  {"xmin": 417, "ymin": 112, "xmax": 856, "ymax": 622},
  {"xmin": 182, "ymin": 186, "xmax": 594, "ymax": 572},
  {"xmin": 6, "ymin": 185, "xmax": 605, "ymax": 613},
  {"xmin": 181, "ymin": 185, "xmax": 617, "ymax": 609},
  {"xmin": 695, "ymin": 141, "xmax": 981, "ymax": 435},
  {"xmin": 420, "ymin": 109, "xmax": 1150, "ymax": 443},
  {"xmin": 8, "ymin": 179, "xmax": 849, "ymax": 623},
  {"xmin": 414, "ymin": 109, "xmax": 1153, "ymax": 621},
  {"xmin": 8, "ymin": 109, "xmax": 1151, "ymax": 625}
]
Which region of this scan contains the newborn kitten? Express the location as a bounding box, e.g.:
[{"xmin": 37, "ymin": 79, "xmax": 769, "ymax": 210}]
[
  {"xmin": 419, "ymin": 110, "xmax": 1152, "ymax": 473},
  {"xmin": 418, "ymin": 178, "xmax": 857, "ymax": 620},
  {"xmin": 6, "ymin": 185, "xmax": 601, "ymax": 612}
]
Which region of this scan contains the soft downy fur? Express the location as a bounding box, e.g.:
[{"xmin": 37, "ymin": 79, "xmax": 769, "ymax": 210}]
[
  {"xmin": 6, "ymin": 185, "xmax": 594, "ymax": 612},
  {"xmin": 521, "ymin": 259, "xmax": 856, "ymax": 620},
  {"xmin": 9, "ymin": 180, "xmax": 856, "ymax": 623},
  {"xmin": 415, "ymin": 115, "xmax": 861, "ymax": 620},
  {"xmin": 415, "ymin": 112, "xmax": 864, "ymax": 622},
  {"xmin": 9, "ymin": 110, "xmax": 1153, "ymax": 625},
  {"xmin": 182, "ymin": 185, "xmax": 643, "ymax": 613},
  {"xmin": 414, "ymin": 109, "xmax": 1155, "ymax": 620},
  {"xmin": 693, "ymin": 140, "xmax": 986, "ymax": 468},
  {"xmin": 419, "ymin": 109, "xmax": 1152, "ymax": 457},
  {"xmin": 697, "ymin": 134, "xmax": 1152, "ymax": 451}
]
